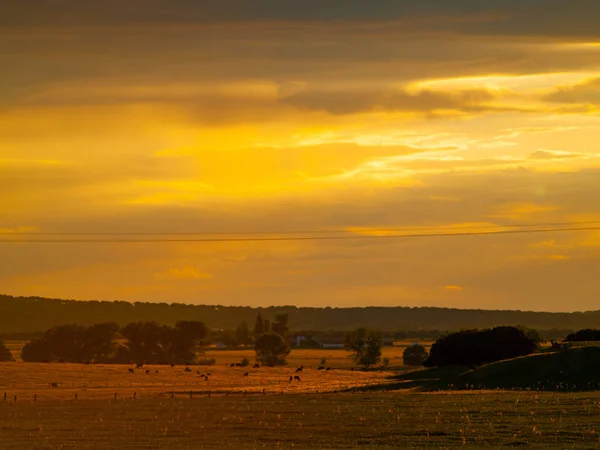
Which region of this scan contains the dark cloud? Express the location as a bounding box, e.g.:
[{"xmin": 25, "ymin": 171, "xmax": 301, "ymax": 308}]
[
  {"xmin": 545, "ymin": 78, "xmax": 600, "ymax": 104},
  {"xmin": 282, "ymin": 88, "xmax": 495, "ymax": 115},
  {"xmin": 3, "ymin": 0, "xmax": 599, "ymax": 39},
  {"xmin": 0, "ymin": 1, "xmax": 509, "ymax": 27}
]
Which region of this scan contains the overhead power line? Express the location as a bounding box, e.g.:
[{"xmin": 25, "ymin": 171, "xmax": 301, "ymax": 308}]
[
  {"xmin": 1, "ymin": 225, "xmax": 599, "ymax": 243},
  {"xmin": 2, "ymin": 220, "xmax": 600, "ymax": 236}
]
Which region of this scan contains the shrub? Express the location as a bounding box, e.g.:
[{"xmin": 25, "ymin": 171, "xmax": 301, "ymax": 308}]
[
  {"xmin": 424, "ymin": 326, "xmax": 537, "ymax": 368},
  {"xmin": 403, "ymin": 344, "xmax": 428, "ymax": 366}
]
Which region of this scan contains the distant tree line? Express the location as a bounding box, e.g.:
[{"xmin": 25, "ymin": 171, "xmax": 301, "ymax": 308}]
[
  {"xmin": 21, "ymin": 321, "xmax": 208, "ymax": 364},
  {"xmin": 565, "ymin": 329, "xmax": 600, "ymax": 342},
  {"xmin": 1, "ymin": 294, "xmax": 597, "ymax": 334}
]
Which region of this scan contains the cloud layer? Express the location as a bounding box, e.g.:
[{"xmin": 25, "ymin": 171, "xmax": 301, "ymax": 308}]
[{"xmin": 1, "ymin": 1, "xmax": 600, "ymax": 311}]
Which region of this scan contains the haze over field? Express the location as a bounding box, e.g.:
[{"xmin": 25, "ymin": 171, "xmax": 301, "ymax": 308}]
[{"xmin": 1, "ymin": 1, "xmax": 600, "ymax": 310}]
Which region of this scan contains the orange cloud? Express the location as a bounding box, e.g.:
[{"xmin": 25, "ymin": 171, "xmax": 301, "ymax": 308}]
[{"xmin": 444, "ymin": 285, "xmax": 464, "ymax": 291}]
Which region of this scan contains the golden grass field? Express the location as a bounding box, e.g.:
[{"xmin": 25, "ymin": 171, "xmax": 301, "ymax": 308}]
[
  {"xmin": 4, "ymin": 343, "xmax": 599, "ymax": 448},
  {"xmin": 2, "ymin": 384, "xmax": 600, "ymax": 449}
]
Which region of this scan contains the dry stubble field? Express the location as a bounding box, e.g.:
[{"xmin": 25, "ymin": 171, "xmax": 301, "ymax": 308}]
[{"xmin": 2, "ymin": 347, "xmax": 599, "ymax": 449}]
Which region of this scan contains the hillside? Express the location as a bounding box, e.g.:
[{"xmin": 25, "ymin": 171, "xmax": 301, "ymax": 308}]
[
  {"xmin": 2, "ymin": 294, "xmax": 600, "ymax": 334},
  {"xmin": 389, "ymin": 347, "xmax": 600, "ymax": 392}
]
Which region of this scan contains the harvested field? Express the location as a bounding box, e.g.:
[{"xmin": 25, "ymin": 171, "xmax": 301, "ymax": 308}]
[{"xmin": 2, "ymin": 389, "xmax": 600, "ymax": 449}]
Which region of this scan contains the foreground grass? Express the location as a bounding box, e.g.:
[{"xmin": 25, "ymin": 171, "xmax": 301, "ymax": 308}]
[{"xmin": 2, "ymin": 391, "xmax": 600, "ymax": 449}]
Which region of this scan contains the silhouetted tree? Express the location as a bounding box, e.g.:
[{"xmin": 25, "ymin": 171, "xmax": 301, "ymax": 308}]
[
  {"xmin": 21, "ymin": 339, "xmax": 50, "ymax": 362},
  {"xmin": 403, "ymin": 344, "xmax": 428, "ymax": 366},
  {"xmin": 83, "ymin": 323, "xmax": 119, "ymax": 362},
  {"xmin": 0, "ymin": 340, "xmax": 14, "ymax": 362},
  {"xmin": 272, "ymin": 314, "xmax": 289, "ymax": 337},
  {"xmin": 120, "ymin": 321, "xmax": 166, "ymax": 363},
  {"xmin": 517, "ymin": 325, "xmax": 545, "ymax": 346},
  {"xmin": 565, "ymin": 329, "xmax": 600, "ymax": 341},
  {"xmin": 424, "ymin": 326, "xmax": 537, "ymax": 368},
  {"xmin": 254, "ymin": 333, "xmax": 291, "ymax": 366},
  {"xmin": 254, "ymin": 312, "xmax": 265, "ymax": 336},
  {"xmin": 235, "ymin": 321, "xmax": 252, "ymax": 346},
  {"xmin": 344, "ymin": 328, "xmax": 382, "ymax": 368}
]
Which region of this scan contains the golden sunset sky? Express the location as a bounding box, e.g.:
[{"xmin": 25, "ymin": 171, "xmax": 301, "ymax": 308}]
[{"xmin": 1, "ymin": 1, "xmax": 600, "ymax": 311}]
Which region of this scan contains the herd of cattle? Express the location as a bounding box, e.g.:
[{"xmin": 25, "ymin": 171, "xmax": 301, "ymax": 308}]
[{"xmin": 124, "ymin": 362, "xmax": 335, "ymax": 383}]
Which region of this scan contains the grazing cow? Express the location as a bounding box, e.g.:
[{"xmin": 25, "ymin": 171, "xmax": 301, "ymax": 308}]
[
  {"xmin": 229, "ymin": 363, "xmax": 235, "ymax": 368},
  {"xmin": 145, "ymin": 370, "xmax": 150, "ymax": 374},
  {"xmin": 253, "ymin": 364, "xmax": 260, "ymax": 369},
  {"xmin": 289, "ymin": 376, "xmax": 293, "ymax": 383},
  {"xmin": 184, "ymin": 367, "xmax": 192, "ymax": 373},
  {"xmin": 295, "ymin": 365, "xmax": 303, "ymax": 373},
  {"xmin": 244, "ymin": 372, "xmax": 249, "ymax": 377},
  {"xmin": 197, "ymin": 371, "xmax": 201, "ymax": 375},
  {"xmin": 203, "ymin": 375, "xmax": 209, "ymax": 381},
  {"xmin": 326, "ymin": 367, "xmax": 331, "ymax": 371},
  {"xmin": 235, "ymin": 363, "xmax": 242, "ymax": 367},
  {"xmin": 135, "ymin": 363, "xmax": 143, "ymax": 369},
  {"xmin": 50, "ymin": 382, "xmax": 59, "ymax": 388},
  {"xmin": 294, "ymin": 376, "xmax": 301, "ymax": 382},
  {"xmin": 317, "ymin": 366, "xmax": 325, "ymax": 370},
  {"xmin": 206, "ymin": 373, "xmax": 212, "ymax": 376},
  {"xmin": 155, "ymin": 370, "xmax": 159, "ymax": 374},
  {"xmin": 128, "ymin": 368, "xmax": 135, "ymax": 374},
  {"xmin": 170, "ymin": 363, "xmax": 175, "ymax": 368}
]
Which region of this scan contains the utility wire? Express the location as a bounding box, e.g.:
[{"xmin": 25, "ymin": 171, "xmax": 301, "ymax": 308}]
[
  {"xmin": 2, "ymin": 220, "xmax": 600, "ymax": 236},
  {"xmin": 1, "ymin": 225, "xmax": 599, "ymax": 243}
]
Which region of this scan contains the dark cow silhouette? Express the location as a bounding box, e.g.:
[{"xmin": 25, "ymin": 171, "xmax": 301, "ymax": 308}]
[
  {"xmin": 243, "ymin": 372, "xmax": 249, "ymax": 377},
  {"xmin": 326, "ymin": 367, "xmax": 331, "ymax": 371},
  {"xmin": 128, "ymin": 368, "xmax": 135, "ymax": 374},
  {"xmin": 155, "ymin": 370, "xmax": 159, "ymax": 374},
  {"xmin": 294, "ymin": 376, "xmax": 301, "ymax": 382},
  {"xmin": 145, "ymin": 370, "xmax": 150, "ymax": 374},
  {"xmin": 289, "ymin": 376, "xmax": 293, "ymax": 383},
  {"xmin": 229, "ymin": 363, "xmax": 235, "ymax": 368},
  {"xmin": 170, "ymin": 363, "xmax": 175, "ymax": 368},
  {"xmin": 184, "ymin": 367, "xmax": 192, "ymax": 373},
  {"xmin": 253, "ymin": 364, "xmax": 260, "ymax": 369},
  {"xmin": 235, "ymin": 363, "xmax": 242, "ymax": 367},
  {"xmin": 203, "ymin": 375, "xmax": 209, "ymax": 381},
  {"xmin": 50, "ymin": 382, "xmax": 59, "ymax": 388},
  {"xmin": 135, "ymin": 363, "xmax": 143, "ymax": 369},
  {"xmin": 295, "ymin": 365, "xmax": 303, "ymax": 373},
  {"xmin": 317, "ymin": 366, "xmax": 325, "ymax": 370},
  {"xmin": 206, "ymin": 372, "xmax": 212, "ymax": 376}
]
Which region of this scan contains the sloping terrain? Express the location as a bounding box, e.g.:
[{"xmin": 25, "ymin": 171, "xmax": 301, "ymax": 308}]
[{"xmin": 379, "ymin": 347, "xmax": 600, "ymax": 392}]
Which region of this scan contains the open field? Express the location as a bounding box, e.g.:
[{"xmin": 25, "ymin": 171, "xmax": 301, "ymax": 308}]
[
  {"xmin": 0, "ymin": 361, "xmax": 395, "ymax": 401},
  {"xmin": 2, "ymin": 390, "xmax": 600, "ymax": 449}
]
